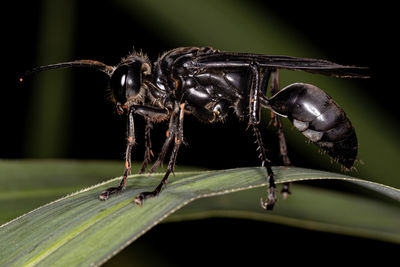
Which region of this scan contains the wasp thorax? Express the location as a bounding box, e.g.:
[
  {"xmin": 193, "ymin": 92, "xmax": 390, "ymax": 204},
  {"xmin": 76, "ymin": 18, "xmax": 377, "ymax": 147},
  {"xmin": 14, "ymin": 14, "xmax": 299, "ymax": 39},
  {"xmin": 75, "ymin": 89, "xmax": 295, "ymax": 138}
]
[{"xmin": 110, "ymin": 61, "xmax": 143, "ymax": 105}]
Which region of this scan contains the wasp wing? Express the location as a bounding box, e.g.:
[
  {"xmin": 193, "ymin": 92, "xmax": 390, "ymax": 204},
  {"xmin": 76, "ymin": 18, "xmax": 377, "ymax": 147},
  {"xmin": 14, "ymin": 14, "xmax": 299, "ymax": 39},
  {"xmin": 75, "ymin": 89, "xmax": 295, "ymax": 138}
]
[{"xmin": 186, "ymin": 52, "xmax": 368, "ymax": 78}]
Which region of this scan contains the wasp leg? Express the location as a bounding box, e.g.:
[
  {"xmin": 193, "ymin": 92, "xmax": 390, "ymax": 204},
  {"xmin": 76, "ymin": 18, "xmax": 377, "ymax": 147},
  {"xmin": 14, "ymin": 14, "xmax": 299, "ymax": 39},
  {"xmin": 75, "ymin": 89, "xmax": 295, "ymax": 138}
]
[
  {"xmin": 148, "ymin": 109, "xmax": 177, "ymax": 173},
  {"xmin": 126, "ymin": 105, "xmax": 171, "ymax": 174},
  {"xmin": 135, "ymin": 103, "xmax": 185, "ymax": 205},
  {"xmin": 270, "ymin": 70, "xmax": 292, "ymax": 199},
  {"xmin": 139, "ymin": 119, "xmax": 153, "ymax": 174},
  {"xmin": 248, "ymin": 63, "xmax": 277, "ymax": 210},
  {"xmin": 99, "ymin": 107, "xmax": 135, "ymax": 200},
  {"xmin": 253, "ymin": 125, "xmax": 277, "ymax": 210}
]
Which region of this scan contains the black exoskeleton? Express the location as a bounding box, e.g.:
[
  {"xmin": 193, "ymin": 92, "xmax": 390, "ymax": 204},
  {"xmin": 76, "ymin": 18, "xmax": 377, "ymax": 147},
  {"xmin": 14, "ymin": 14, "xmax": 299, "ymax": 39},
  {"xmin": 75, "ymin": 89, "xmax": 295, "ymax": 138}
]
[{"xmin": 22, "ymin": 47, "xmax": 367, "ymax": 210}]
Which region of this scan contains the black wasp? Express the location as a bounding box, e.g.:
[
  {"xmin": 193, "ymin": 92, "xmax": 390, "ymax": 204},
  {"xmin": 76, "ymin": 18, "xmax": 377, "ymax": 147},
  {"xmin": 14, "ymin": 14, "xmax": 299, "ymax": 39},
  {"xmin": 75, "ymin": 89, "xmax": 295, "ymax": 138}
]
[{"xmin": 22, "ymin": 47, "xmax": 367, "ymax": 210}]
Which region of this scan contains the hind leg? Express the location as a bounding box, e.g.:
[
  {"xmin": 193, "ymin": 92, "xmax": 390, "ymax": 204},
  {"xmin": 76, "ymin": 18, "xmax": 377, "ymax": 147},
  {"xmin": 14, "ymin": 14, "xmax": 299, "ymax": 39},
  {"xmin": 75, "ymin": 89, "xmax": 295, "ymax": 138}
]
[
  {"xmin": 270, "ymin": 70, "xmax": 291, "ymax": 198},
  {"xmin": 248, "ymin": 63, "xmax": 277, "ymax": 210}
]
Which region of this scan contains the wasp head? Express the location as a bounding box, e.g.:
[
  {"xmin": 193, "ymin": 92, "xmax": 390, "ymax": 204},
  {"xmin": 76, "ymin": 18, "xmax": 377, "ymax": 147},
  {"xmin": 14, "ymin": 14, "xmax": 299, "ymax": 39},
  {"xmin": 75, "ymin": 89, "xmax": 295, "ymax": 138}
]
[
  {"xmin": 20, "ymin": 51, "xmax": 152, "ymax": 115},
  {"xmin": 110, "ymin": 54, "xmax": 152, "ymax": 114}
]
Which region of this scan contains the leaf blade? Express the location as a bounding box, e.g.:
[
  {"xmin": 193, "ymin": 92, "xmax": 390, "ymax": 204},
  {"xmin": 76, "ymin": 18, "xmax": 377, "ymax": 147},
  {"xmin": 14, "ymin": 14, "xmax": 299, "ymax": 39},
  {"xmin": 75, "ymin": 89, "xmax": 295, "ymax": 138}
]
[{"xmin": 0, "ymin": 166, "xmax": 399, "ymax": 266}]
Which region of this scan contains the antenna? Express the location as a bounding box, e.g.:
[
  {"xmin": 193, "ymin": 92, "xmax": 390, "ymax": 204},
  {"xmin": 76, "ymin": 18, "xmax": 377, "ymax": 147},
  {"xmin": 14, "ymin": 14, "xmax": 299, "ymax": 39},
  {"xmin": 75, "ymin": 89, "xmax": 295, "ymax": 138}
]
[{"xmin": 19, "ymin": 59, "xmax": 115, "ymax": 82}]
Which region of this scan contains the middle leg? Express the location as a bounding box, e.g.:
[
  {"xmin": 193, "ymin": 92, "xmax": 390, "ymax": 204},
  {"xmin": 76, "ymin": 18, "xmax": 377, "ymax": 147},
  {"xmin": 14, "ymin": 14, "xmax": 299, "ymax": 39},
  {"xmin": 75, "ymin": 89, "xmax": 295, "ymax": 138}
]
[
  {"xmin": 148, "ymin": 109, "xmax": 177, "ymax": 174},
  {"xmin": 139, "ymin": 118, "xmax": 154, "ymax": 174}
]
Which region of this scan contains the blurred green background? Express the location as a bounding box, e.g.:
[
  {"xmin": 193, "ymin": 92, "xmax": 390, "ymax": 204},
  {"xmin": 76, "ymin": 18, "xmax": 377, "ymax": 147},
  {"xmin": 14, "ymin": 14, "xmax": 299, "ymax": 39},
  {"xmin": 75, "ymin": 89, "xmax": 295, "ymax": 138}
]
[{"xmin": 3, "ymin": 0, "xmax": 399, "ymax": 265}]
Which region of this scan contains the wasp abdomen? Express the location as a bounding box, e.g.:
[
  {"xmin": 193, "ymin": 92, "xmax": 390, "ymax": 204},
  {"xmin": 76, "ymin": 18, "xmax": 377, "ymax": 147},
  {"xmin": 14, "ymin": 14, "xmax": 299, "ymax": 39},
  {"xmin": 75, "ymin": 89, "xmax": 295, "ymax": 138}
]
[{"xmin": 268, "ymin": 83, "xmax": 358, "ymax": 168}]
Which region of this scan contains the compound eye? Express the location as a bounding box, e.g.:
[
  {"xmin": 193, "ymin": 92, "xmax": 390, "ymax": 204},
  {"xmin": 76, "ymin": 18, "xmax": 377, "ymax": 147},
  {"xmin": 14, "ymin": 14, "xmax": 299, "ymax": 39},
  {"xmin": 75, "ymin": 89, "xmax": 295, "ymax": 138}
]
[
  {"xmin": 110, "ymin": 65, "xmax": 129, "ymax": 103},
  {"xmin": 125, "ymin": 61, "xmax": 142, "ymax": 99},
  {"xmin": 110, "ymin": 61, "xmax": 143, "ymax": 104}
]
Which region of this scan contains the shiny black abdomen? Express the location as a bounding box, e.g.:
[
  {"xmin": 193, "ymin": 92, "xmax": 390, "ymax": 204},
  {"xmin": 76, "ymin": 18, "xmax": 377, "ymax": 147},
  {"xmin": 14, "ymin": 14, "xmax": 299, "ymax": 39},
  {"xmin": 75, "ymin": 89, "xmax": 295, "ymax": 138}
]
[{"xmin": 268, "ymin": 83, "xmax": 357, "ymax": 168}]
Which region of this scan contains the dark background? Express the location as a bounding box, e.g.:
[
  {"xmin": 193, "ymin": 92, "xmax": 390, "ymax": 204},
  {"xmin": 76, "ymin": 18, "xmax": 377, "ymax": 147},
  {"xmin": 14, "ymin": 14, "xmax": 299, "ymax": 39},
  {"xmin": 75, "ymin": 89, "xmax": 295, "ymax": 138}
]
[
  {"xmin": 4, "ymin": 1, "xmax": 398, "ymax": 165},
  {"xmin": 3, "ymin": 0, "xmax": 399, "ymax": 265}
]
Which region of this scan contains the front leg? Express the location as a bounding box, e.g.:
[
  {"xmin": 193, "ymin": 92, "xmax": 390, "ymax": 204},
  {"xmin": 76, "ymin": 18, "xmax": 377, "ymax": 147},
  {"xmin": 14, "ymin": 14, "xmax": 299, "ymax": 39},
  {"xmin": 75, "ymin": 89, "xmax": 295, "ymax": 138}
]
[
  {"xmin": 130, "ymin": 105, "xmax": 170, "ymax": 174},
  {"xmin": 99, "ymin": 107, "xmax": 135, "ymax": 200},
  {"xmin": 135, "ymin": 103, "xmax": 186, "ymax": 205}
]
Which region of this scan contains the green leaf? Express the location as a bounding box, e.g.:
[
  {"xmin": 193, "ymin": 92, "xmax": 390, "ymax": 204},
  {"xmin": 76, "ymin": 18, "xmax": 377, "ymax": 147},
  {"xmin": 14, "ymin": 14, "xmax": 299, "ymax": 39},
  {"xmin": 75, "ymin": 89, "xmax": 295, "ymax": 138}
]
[
  {"xmin": 1, "ymin": 163, "xmax": 399, "ymax": 266},
  {"xmin": 170, "ymin": 183, "xmax": 400, "ymax": 243},
  {"xmin": 0, "ymin": 160, "xmax": 201, "ymax": 224}
]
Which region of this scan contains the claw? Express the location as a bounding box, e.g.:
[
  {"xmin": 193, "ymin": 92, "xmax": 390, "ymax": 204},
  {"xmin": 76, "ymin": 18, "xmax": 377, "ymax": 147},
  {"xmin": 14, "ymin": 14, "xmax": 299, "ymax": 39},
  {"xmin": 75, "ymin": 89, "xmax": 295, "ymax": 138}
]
[
  {"xmin": 260, "ymin": 186, "xmax": 277, "ymax": 210},
  {"xmin": 134, "ymin": 188, "xmax": 161, "ymax": 207},
  {"xmin": 260, "ymin": 197, "xmax": 275, "ymax": 210},
  {"xmin": 280, "ymin": 183, "xmax": 291, "ymax": 200},
  {"xmin": 99, "ymin": 191, "xmax": 110, "ymax": 201},
  {"xmin": 98, "ymin": 185, "xmax": 124, "ymax": 201},
  {"xmin": 134, "ymin": 194, "xmax": 144, "ymax": 207}
]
